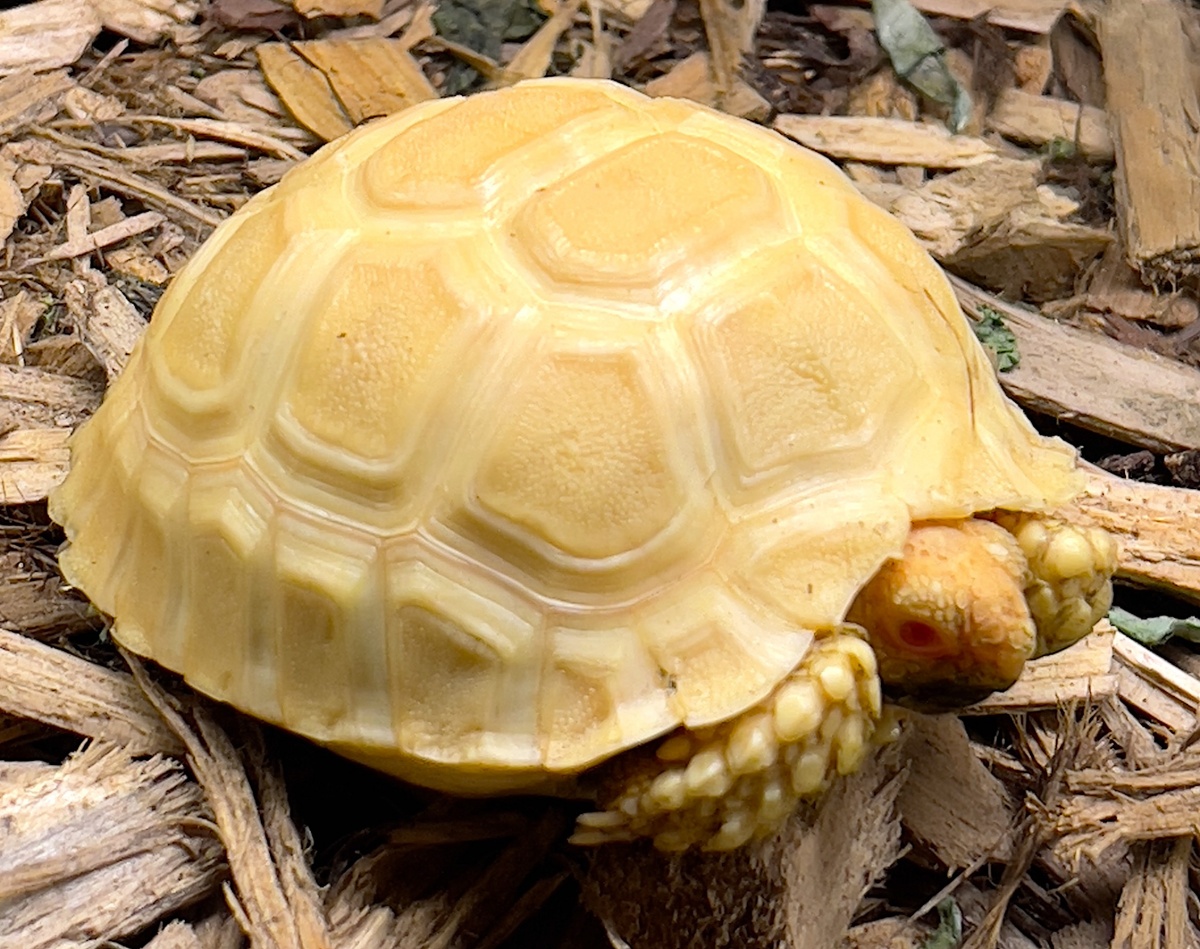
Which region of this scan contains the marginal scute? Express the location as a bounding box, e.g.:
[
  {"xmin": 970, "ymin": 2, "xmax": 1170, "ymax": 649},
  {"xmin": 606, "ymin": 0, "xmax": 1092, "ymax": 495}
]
[{"xmin": 515, "ymin": 133, "xmax": 781, "ymax": 290}]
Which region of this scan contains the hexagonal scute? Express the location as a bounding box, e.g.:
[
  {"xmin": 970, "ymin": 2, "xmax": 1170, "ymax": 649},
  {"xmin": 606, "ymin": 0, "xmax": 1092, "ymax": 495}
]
[
  {"xmin": 149, "ymin": 200, "xmax": 285, "ymax": 396},
  {"xmin": 470, "ymin": 344, "xmax": 693, "ymax": 565},
  {"xmin": 694, "ymin": 243, "xmax": 924, "ymax": 490},
  {"xmin": 512, "ymin": 132, "xmax": 783, "ymax": 294},
  {"xmin": 361, "ymin": 83, "xmax": 619, "ymax": 212},
  {"xmin": 267, "ymin": 246, "xmax": 481, "ymax": 517}
]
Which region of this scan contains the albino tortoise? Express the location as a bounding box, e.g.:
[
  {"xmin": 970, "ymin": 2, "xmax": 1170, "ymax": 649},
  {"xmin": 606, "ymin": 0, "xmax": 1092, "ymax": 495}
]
[{"xmin": 50, "ymin": 78, "xmax": 1116, "ymax": 851}]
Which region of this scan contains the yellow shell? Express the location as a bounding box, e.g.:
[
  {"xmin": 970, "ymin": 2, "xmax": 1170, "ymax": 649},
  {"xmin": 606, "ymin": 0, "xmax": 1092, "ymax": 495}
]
[{"xmin": 50, "ymin": 78, "xmax": 1081, "ymax": 794}]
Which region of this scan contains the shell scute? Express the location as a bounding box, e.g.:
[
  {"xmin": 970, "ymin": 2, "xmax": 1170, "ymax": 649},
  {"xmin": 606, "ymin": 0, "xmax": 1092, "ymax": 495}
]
[{"xmin": 513, "ymin": 132, "xmax": 783, "ymax": 292}]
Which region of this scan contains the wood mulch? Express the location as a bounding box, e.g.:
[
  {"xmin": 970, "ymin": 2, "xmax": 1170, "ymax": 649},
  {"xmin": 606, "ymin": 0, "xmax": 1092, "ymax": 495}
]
[{"xmin": 2, "ymin": 0, "xmax": 1200, "ymax": 946}]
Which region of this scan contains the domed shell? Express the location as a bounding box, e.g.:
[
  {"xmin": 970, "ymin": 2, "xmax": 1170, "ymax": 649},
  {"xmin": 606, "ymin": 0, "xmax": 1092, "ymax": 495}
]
[{"xmin": 50, "ymin": 78, "xmax": 1081, "ymax": 793}]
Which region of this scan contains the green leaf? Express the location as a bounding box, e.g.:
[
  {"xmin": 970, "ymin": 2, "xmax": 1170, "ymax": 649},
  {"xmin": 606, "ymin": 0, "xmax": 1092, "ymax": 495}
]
[
  {"xmin": 920, "ymin": 899, "xmax": 963, "ymax": 949},
  {"xmin": 432, "ymin": 0, "xmax": 548, "ymax": 93},
  {"xmin": 1109, "ymin": 606, "xmax": 1200, "ymax": 648},
  {"xmin": 972, "ymin": 307, "xmax": 1020, "ymax": 372}
]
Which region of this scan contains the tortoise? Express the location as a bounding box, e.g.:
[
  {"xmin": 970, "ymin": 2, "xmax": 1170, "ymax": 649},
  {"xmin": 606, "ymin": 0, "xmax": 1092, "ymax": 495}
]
[{"xmin": 49, "ymin": 78, "xmax": 1117, "ymax": 852}]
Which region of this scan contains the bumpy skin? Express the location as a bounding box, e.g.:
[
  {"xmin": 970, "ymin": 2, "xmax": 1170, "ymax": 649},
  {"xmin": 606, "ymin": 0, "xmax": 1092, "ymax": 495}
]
[
  {"xmin": 575, "ymin": 513, "xmax": 1116, "ymax": 849},
  {"xmin": 49, "ymin": 79, "xmax": 1112, "ymax": 851}
]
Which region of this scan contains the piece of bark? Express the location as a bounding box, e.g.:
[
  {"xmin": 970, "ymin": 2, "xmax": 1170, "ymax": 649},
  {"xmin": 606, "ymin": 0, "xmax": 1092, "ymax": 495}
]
[
  {"xmin": 897, "ymin": 714, "xmax": 1014, "ymax": 868},
  {"xmin": 1099, "ymin": 0, "xmax": 1200, "ymax": 285},
  {"xmin": 773, "ymin": 115, "xmax": 999, "ymax": 168},
  {"xmin": 128, "ymin": 657, "xmax": 336, "ymax": 949},
  {"xmin": 1110, "ymin": 633, "xmax": 1200, "ymax": 733},
  {"xmin": 293, "ymin": 38, "xmax": 437, "ymax": 125},
  {"xmin": 0, "ymin": 744, "xmax": 224, "ymax": 949},
  {"xmin": 0, "ymin": 548, "xmax": 93, "ymax": 637},
  {"xmin": 952, "ymin": 277, "xmax": 1200, "ymax": 453},
  {"xmin": 645, "ymin": 51, "xmax": 770, "ymax": 121},
  {"xmin": 0, "ymin": 428, "xmax": 71, "ymax": 504},
  {"xmin": 0, "ymin": 627, "xmax": 183, "ymax": 756},
  {"xmin": 986, "ymin": 88, "xmax": 1112, "ymax": 163},
  {"xmin": 1047, "ymin": 242, "xmax": 1200, "ymax": 330},
  {"xmin": 944, "ymin": 209, "xmax": 1110, "ymax": 303}
]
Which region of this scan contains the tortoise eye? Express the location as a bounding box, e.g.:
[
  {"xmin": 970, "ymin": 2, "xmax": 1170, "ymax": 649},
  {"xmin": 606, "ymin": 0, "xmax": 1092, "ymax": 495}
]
[{"xmin": 898, "ymin": 620, "xmax": 942, "ymax": 651}]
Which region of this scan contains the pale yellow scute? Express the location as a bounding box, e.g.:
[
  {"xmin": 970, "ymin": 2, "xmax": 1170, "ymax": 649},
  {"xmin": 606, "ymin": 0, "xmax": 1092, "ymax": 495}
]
[
  {"xmin": 474, "ymin": 348, "xmax": 687, "ymax": 561},
  {"xmin": 842, "ymin": 194, "xmax": 1082, "ymax": 509},
  {"xmin": 361, "ymin": 83, "xmax": 618, "ymax": 210},
  {"xmin": 725, "ymin": 486, "xmax": 911, "ymax": 630},
  {"xmin": 516, "ymin": 133, "xmax": 779, "ymax": 289},
  {"xmin": 700, "ymin": 252, "xmax": 917, "ymax": 478},
  {"xmin": 154, "ymin": 204, "xmax": 285, "ymax": 392},
  {"xmin": 285, "ymin": 251, "xmax": 470, "ymax": 462}
]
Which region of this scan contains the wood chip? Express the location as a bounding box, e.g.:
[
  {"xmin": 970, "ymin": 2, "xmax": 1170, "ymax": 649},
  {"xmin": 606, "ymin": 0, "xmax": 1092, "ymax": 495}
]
[
  {"xmin": 1099, "ymin": 0, "xmax": 1200, "ymax": 284},
  {"xmin": 644, "ymin": 51, "xmax": 770, "ymax": 120},
  {"xmin": 0, "ymin": 428, "xmax": 70, "ymax": 503},
  {"xmin": 1111, "ymin": 633, "xmax": 1200, "ymax": 732},
  {"xmin": 0, "ymin": 0, "xmax": 101, "ymax": 74},
  {"xmin": 697, "ymin": 0, "xmax": 764, "ymax": 103},
  {"xmin": 91, "ymin": 0, "xmax": 200, "ymax": 44},
  {"xmin": 773, "ymin": 115, "xmax": 999, "ymax": 168},
  {"xmin": 1112, "ymin": 839, "xmax": 1195, "ymax": 949},
  {"xmin": 0, "ymin": 69, "xmax": 75, "ymax": 138},
  {"xmin": 292, "ymin": 0, "xmax": 383, "ymax": 18},
  {"xmin": 783, "ymin": 743, "xmax": 906, "ymax": 945},
  {"xmin": 0, "ymin": 744, "xmax": 224, "ymax": 949},
  {"xmin": 63, "ymin": 277, "xmax": 146, "ymax": 382},
  {"xmin": 1048, "ymin": 242, "xmax": 1200, "ymax": 330},
  {"xmin": 0, "ymin": 362, "xmax": 103, "ymax": 430},
  {"xmin": 850, "ymin": 0, "xmax": 1071, "ymax": 34},
  {"xmin": 952, "ymin": 277, "xmax": 1200, "ymax": 453},
  {"xmin": 294, "ymin": 37, "xmax": 437, "ymax": 123},
  {"xmin": 500, "ymin": 0, "xmax": 583, "ymax": 83},
  {"xmin": 128, "ymin": 658, "xmax": 337, "ymax": 949},
  {"xmin": 944, "ymin": 211, "xmax": 1111, "ymax": 303},
  {"xmin": 986, "ymin": 88, "xmax": 1113, "ymax": 163},
  {"xmin": 897, "ymin": 714, "xmax": 1014, "ymax": 868},
  {"xmin": 0, "ymin": 627, "xmax": 183, "ymax": 756},
  {"xmin": 258, "ymin": 42, "xmax": 354, "ymax": 142},
  {"xmin": 42, "ymin": 210, "xmax": 165, "ymax": 263}
]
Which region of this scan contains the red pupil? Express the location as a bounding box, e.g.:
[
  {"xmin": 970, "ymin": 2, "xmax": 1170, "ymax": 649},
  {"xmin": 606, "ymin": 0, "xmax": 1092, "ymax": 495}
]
[{"xmin": 899, "ymin": 621, "xmax": 939, "ymax": 649}]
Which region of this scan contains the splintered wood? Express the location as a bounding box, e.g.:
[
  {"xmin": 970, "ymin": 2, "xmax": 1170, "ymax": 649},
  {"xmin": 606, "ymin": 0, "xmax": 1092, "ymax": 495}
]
[{"xmin": 1100, "ymin": 0, "xmax": 1200, "ymax": 285}]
